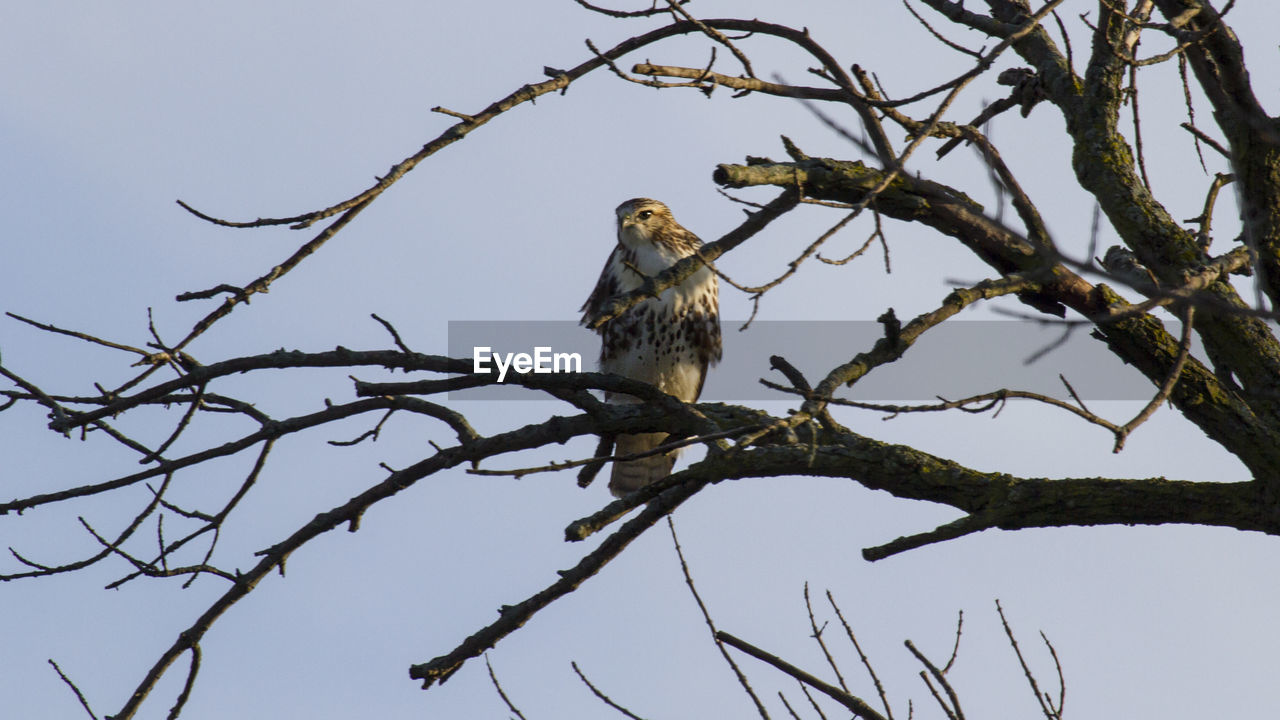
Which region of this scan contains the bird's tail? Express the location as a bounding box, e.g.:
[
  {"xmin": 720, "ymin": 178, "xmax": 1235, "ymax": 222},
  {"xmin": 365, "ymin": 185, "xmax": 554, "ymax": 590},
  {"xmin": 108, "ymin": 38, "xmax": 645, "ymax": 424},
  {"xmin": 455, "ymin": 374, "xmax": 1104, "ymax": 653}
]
[{"xmin": 609, "ymin": 432, "xmax": 677, "ymax": 497}]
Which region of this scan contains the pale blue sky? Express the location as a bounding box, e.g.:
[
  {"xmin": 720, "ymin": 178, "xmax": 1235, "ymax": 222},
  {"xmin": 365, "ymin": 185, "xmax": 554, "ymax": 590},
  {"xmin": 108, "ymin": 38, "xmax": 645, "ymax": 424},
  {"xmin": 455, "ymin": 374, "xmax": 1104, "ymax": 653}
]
[{"xmin": 3, "ymin": 2, "xmax": 1277, "ymax": 718}]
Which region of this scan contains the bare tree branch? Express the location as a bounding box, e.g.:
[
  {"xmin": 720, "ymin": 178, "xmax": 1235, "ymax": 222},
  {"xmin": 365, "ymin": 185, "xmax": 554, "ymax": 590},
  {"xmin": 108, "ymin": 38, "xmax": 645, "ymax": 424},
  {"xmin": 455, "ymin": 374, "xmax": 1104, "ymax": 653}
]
[
  {"xmin": 670, "ymin": 518, "xmax": 771, "ymax": 719},
  {"xmin": 48, "ymin": 659, "xmax": 99, "ymax": 720},
  {"xmin": 571, "ymin": 661, "xmax": 648, "ymax": 720},
  {"xmin": 716, "ymin": 630, "xmax": 889, "ymax": 720},
  {"xmin": 485, "ymin": 655, "xmax": 529, "ymax": 720}
]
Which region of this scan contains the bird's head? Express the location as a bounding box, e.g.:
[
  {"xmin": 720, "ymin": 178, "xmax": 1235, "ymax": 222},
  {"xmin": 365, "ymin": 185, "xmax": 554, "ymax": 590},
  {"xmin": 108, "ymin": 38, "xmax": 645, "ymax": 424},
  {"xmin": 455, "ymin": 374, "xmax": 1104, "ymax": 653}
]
[{"xmin": 615, "ymin": 198, "xmax": 673, "ymax": 249}]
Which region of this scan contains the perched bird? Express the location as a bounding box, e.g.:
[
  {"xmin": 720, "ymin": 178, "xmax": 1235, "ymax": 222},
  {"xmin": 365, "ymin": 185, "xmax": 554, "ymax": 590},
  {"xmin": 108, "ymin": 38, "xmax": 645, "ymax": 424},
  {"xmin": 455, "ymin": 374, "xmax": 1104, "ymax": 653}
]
[{"xmin": 580, "ymin": 198, "xmax": 721, "ymax": 497}]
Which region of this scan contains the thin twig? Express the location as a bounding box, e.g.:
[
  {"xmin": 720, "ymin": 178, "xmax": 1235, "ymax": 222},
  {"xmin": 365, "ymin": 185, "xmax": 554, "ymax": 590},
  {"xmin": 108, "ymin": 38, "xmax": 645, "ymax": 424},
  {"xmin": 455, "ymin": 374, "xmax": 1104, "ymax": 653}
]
[
  {"xmin": 371, "ymin": 313, "xmax": 414, "ymax": 354},
  {"xmin": 328, "ymin": 408, "xmax": 396, "ymax": 447},
  {"xmin": 778, "ymin": 691, "xmax": 805, "ymax": 720},
  {"xmin": 1040, "ymin": 631, "xmax": 1066, "ymax": 718},
  {"xmin": 1183, "ymin": 173, "xmax": 1235, "ymax": 248},
  {"xmin": 797, "ymin": 682, "xmax": 832, "ymax": 720},
  {"xmin": 485, "ymin": 655, "xmax": 529, "ymax": 720},
  {"xmin": 6, "ymin": 312, "xmax": 150, "ymax": 357},
  {"xmin": 573, "ymin": 0, "xmax": 686, "ymax": 18},
  {"xmin": 716, "ymin": 631, "xmax": 889, "ymax": 720},
  {"xmin": 571, "ymin": 661, "xmax": 648, "ymax": 719},
  {"xmin": 1052, "ymin": 9, "xmax": 1073, "ymax": 71},
  {"xmin": 827, "ymin": 591, "xmax": 894, "ymax": 720},
  {"xmin": 412, "ymin": 475, "xmax": 710, "ymax": 688},
  {"xmin": 48, "ymin": 659, "xmax": 99, "ymax": 720},
  {"xmin": 995, "ymin": 600, "xmax": 1059, "ymax": 719},
  {"xmin": 0, "ymin": 364, "xmax": 73, "ymax": 430},
  {"xmin": 662, "ymin": 0, "xmax": 755, "ymax": 77},
  {"xmin": 1114, "ymin": 304, "xmax": 1195, "ymax": 451},
  {"xmin": 141, "ymin": 381, "xmax": 207, "ymax": 464},
  {"xmin": 902, "ymin": 0, "xmax": 983, "ymax": 57},
  {"xmin": 818, "ymin": 209, "xmax": 885, "ymax": 266},
  {"xmin": 166, "ymin": 645, "xmax": 201, "ymax": 720},
  {"xmin": 804, "ymin": 583, "xmax": 849, "ymax": 692},
  {"xmin": 670, "ymin": 518, "xmax": 771, "ymax": 719},
  {"xmin": 1178, "ymin": 54, "xmax": 1206, "ymax": 171},
  {"xmin": 904, "ymin": 639, "xmax": 965, "ymax": 720},
  {"xmin": 1179, "ymin": 122, "xmax": 1230, "ymax": 158},
  {"xmin": 942, "ymin": 610, "xmax": 964, "ymax": 673}
]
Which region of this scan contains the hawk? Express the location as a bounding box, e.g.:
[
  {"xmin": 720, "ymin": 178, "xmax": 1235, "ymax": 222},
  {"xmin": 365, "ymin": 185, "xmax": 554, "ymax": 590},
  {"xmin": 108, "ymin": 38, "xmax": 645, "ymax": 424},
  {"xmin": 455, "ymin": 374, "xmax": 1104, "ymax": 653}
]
[{"xmin": 581, "ymin": 198, "xmax": 722, "ymax": 497}]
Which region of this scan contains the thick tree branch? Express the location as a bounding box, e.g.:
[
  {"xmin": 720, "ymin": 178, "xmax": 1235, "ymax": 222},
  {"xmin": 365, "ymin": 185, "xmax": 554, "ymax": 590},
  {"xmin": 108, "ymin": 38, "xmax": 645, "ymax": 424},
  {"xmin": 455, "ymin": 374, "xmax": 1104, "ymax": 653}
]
[
  {"xmin": 697, "ymin": 440, "xmax": 1273, "ymax": 549},
  {"xmin": 980, "ymin": 0, "xmax": 1280, "ymax": 431},
  {"xmin": 713, "ymin": 156, "xmax": 1280, "ymax": 481},
  {"xmin": 1152, "ymin": 0, "xmax": 1280, "ymax": 307}
]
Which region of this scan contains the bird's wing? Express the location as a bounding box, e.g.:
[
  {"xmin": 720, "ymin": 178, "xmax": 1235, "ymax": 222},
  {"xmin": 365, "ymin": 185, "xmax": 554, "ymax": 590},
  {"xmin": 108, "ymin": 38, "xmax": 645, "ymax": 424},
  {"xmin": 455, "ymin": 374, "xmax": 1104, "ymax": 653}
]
[{"xmin": 580, "ymin": 245, "xmax": 624, "ymax": 330}]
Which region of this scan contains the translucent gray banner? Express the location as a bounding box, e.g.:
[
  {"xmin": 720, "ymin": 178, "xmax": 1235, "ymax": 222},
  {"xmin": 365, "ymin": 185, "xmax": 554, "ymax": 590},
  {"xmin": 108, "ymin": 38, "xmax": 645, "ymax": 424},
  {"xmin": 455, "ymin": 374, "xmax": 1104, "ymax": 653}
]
[{"xmin": 447, "ymin": 320, "xmax": 1166, "ymax": 401}]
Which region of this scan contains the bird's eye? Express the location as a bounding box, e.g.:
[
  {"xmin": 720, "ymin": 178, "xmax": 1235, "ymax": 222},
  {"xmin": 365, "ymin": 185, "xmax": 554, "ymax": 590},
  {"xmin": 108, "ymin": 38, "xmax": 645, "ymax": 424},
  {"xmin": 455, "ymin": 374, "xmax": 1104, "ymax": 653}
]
[{"xmin": 637, "ymin": 210, "xmax": 652, "ymax": 220}]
